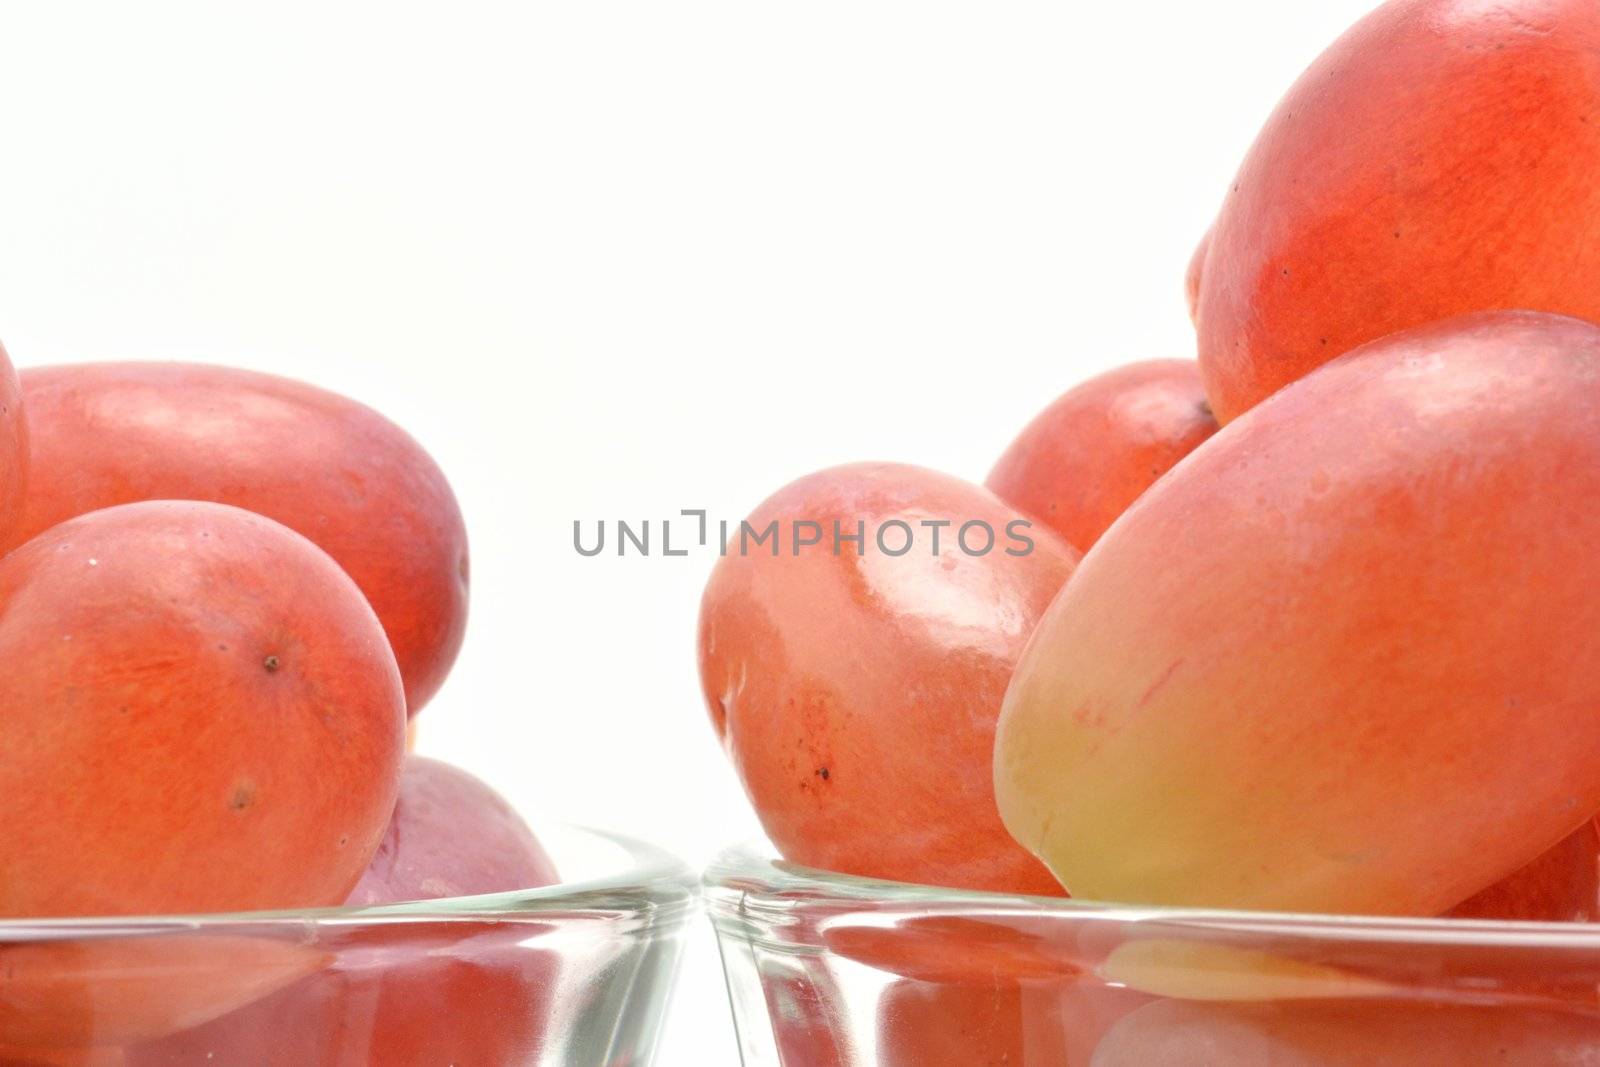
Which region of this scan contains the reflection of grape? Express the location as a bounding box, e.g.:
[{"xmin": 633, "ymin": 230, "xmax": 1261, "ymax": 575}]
[
  {"xmin": 877, "ymin": 975, "xmax": 1147, "ymax": 1067},
  {"xmin": 698, "ymin": 463, "xmax": 1078, "ymax": 894},
  {"xmin": 1093, "ymin": 999, "xmax": 1600, "ymax": 1066},
  {"xmin": 127, "ymin": 922, "xmax": 556, "ymax": 1067},
  {"xmin": 131, "ymin": 759, "xmax": 559, "ymax": 1065},
  {"xmin": 879, "ymin": 981, "xmax": 1043, "ymax": 1067}
]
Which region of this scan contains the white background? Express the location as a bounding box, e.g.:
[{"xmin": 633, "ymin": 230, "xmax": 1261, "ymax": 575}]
[{"xmin": 0, "ymin": 2, "xmax": 1378, "ymax": 1062}]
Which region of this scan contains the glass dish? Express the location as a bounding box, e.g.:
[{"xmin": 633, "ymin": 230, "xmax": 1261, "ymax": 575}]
[
  {"xmin": 707, "ymin": 842, "xmax": 1600, "ymax": 1065},
  {"xmin": 0, "ymin": 824, "xmax": 696, "ymax": 1067}
]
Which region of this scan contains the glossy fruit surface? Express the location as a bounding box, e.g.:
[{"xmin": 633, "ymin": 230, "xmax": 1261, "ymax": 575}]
[
  {"xmin": 699, "ymin": 463, "xmax": 1079, "ymax": 894},
  {"xmin": 12, "ymin": 362, "xmax": 468, "ymax": 715},
  {"xmin": 0, "ymin": 501, "xmax": 405, "ymax": 917},
  {"xmin": 996, "ymin": 312, "xmax": 1600, "ymax": 915},
  {"xmin": 1194, "ymin": 0, "xmax": 1600, "ymax": 421},
  {"xmin": 987, "ymin": 360, "xmax": 1218, "ymax": 550},
  {"xmin": 346, "ymin": 756, "xmax": 558, "ymax": 906}
]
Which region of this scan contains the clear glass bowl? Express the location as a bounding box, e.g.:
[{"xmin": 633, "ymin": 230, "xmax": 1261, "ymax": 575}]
[
  {"xmin": 0, "ymin": 824, "xmax": 696, "ymax": 1067},
  {"xmin": 707, "ymin": 842, "xmax": 1600, "ymax": 1066}
]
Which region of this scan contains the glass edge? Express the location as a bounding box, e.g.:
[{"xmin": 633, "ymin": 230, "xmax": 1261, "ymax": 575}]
[
  {"xmin": 0, "ymin": 824, "xmax": 698, "ymax": 936},
  {"xmin": 704, "ymin": 840, "xmax": 1600, "ymax": 948}
]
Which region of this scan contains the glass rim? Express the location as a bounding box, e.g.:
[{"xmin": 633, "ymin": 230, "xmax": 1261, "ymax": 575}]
[
  {"xmin": 706, "ymin": 840, "xmax": 1600, "ymax": 950},
  {"xmin": 0, "ymin": 824, "xmax": 697, "ymax": 938}
]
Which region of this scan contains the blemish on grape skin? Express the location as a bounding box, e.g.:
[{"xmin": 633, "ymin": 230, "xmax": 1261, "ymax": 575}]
[
  {"xmin": 709, "ymin": 683, "xmax": 731, "ymax": 739},
  {"xmin": 1137, "ymin": 658, "xmax": 1187, "ymax": 710}
]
